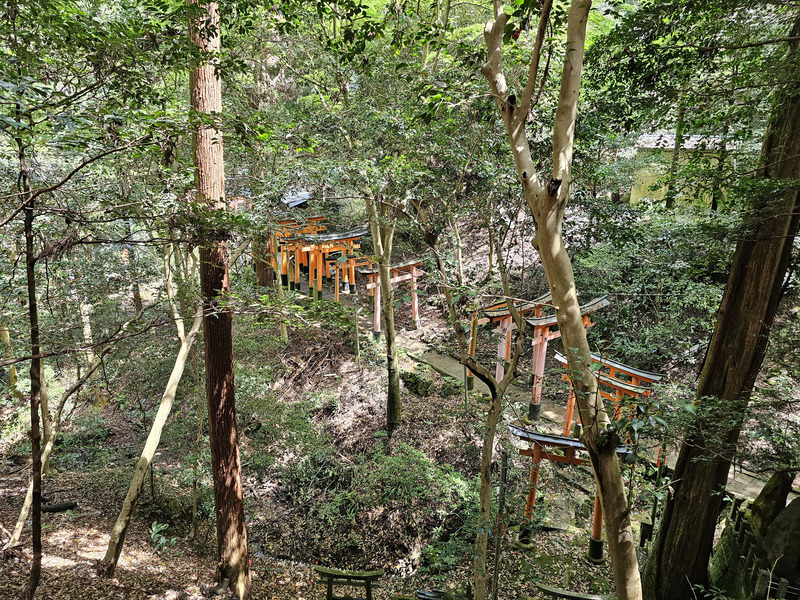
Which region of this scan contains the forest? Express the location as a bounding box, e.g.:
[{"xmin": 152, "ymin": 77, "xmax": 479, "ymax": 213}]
[{"xmin": 1, "ymin": 0, "xmax": 799, "ymax": 599}]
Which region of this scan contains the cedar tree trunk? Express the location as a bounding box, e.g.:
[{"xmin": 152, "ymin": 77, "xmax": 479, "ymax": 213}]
[
  {"xmin": 643, "ymin": 29, "xmax": 800, "ymax": 600},
  {"xmin": 189, "ymin": 1, "xmax": 251, "ymax": 597}
]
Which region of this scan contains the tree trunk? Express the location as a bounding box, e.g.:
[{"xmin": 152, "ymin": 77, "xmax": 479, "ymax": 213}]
[
  {"xmin": 102, "ymin": 245, "xmax": 202, "ymax": 577},
  {"xmin": 429, "ymin": 243, "xmax": 524, "ymax": 600},
  {"xmin": 482, "ymin": 1, "xmax": 642, "ymax": 598},
  {"xmin": 365, "ymin": 191, "xmax": 401, "ymax": 431},
  {"xmin": 271, "ymin": 231, "xmax": 288, "ymax": 344},
  {"xmin": 473, "ymin": 389, "xmax": 502, "ymax": 600},
  {"xmin": 643, "ymin": 27, "xmax": 800, "ymax": 600},
  {"xmin": 20, "ymin": 137, "xmax": 42, "ymax": 600},
  {"xmin": 663, "ymin": 91, "xmax": 687, "ymax": 210},
  {"xmin": 254, "ymin": 234, "xmax": 274, "ymax": 288},
  {"xmin": 377, "ymin": 257, "xmax": 401, "ymax": 430},
  {"xmin": 0, "ymin": 326, "xmax": 22, "ymax": 400},
  {"xmin": 8, "ymin": 350, "xmax": 109, "ymax": 548},
  {"xmin": 189, "ymin": 1, "xmax": 251, "ymax": 597}
]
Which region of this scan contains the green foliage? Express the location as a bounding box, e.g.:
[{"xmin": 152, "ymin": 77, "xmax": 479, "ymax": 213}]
[
  {"xmin": 572, "ymin": 202, "xmax": 736, "ymax": 367},
  {"xmin": 400, "ymin": 369, "xmax": 437, "ymax": 396},
  {"xmin": 150, "ymin": 521, "xmax": 177, "ymax": 554},
  {"xmin": 282, "ymin": 440, "xmax": 478, "ymax": 568},
  {"xmin": 400, "ymin": 366, "xmax": 463, "ymax": 398},
  {"xmin": 52, "ymin": 408, "xmax": 113, "ymax": 470}
]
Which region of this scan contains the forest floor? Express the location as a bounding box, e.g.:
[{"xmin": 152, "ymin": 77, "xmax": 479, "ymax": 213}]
[{"xmin": 1, "ymin": 269, "xmax": 795, "ymax": 599}]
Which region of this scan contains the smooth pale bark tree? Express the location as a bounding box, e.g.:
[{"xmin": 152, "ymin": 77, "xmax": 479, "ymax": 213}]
[
  {"xmin": 8, "ymin": 344, "xmax": 115, "ymax": 549},
  {"xmin": 643, "ymin": 24, "xmax": 800, "ymax": 600},
  {"xmin": 663, "ymin": 90, "xmax": 687, "ymax": 210},
  {"xmin": 482, "ymin": 1, "xmax": 642, "ymax": 599},
  {"xmin": 0, "ymin": 325, "xmax": 22, "ymax": 400},
  {"xmin": 189, "ymin": 0, "xmax": 251, "ymax": 597},
  {"xmin": 433, "ymin": 246, "xmax": 525, "ymax": 600},
  {"xmin": 270, "ymin": 230, "xmax": 289, "ymax": 344},
  {"xmin": 102, "ymin": 244, "xmax": 202, "ymax": 577},
  {"xmin": 364, "ymin": 189, "xmax": 401, "ymax": 431}
]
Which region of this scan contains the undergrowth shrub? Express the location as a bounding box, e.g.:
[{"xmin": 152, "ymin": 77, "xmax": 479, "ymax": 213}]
[{"xmin": 281, "ymin": 441, "xmax": 478, "ymax": 569}]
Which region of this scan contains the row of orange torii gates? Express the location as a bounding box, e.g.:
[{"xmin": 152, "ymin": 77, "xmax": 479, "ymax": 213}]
[{"xmin": 262, "ymin": 216, "xmax": 666, "ymax": 562}]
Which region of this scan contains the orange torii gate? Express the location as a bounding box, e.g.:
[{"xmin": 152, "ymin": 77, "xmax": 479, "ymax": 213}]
[
  {"xmin": 475, "ymin": 292, "xmax": 553, "ymax": 381},
  {"xmin": 514, "ymin": 353, "xmax": 663, "ymax": 561},
  {"xmin": 326, "ymin": 254, "xmax": 373, "ymax": 301},
  {"xmin": 357, "ymin": 259, "xmax": 424, "ymax": 336},
  {"xmin": 510, "ymin": 425, "xmax": 633, "ymax": 562},
  {"xmin": 284, "ymin": 228, "xmax": 369, "ymax": 299},
  {"xmin": 523, "ymin": 296, "xmax": 610, "ymax": 420},
  {"xmin": 274, "ymin": 216, "xmax": 328, "ymax": 289},
  {"xmin": 554, "ymin": 350, "xmax": 665, "ymax": 439}
]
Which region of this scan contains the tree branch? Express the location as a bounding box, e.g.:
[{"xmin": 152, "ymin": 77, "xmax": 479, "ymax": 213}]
[{"xmin": 521, "ymin": 0, "xmax": 554, "ymax": 110}]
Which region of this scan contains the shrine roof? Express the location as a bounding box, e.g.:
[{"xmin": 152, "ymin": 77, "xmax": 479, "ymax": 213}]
[
  {"xmin": 553, "ymin": 350, "xmax": 665, "ymax": 389},
  {"xmin": 509, "ymin": 425, "xmax": 632, "ymax": 456},
  {"xmin": 356, "ymin": 258, "xmax": 424, "ymax": 275},
  {"xmin": 482, "ymin": 292, "xmax": 552, "ymax": 320},
  {"xmin": 525, "ymin": 296, "xmax": 610, "ymax": 328},
  {"xmin": 287, "ymin": 227, "xmax": 369, "ymax": 243}
]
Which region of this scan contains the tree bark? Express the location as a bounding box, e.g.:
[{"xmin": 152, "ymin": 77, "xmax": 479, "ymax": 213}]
[
  {"xmin": 253, "ymin": 235, "xmax": 274, "ymax": 288},
  {"xmin": 482, "ymin": 1, "xmax": 642, "ymax": 599},
  {"xmin": 643, "ymin": 35, "xmax": 800, "ymax": 597},
  {"xmin": 189, "ymin": 1, "xmax": 251, "ymax": 597},
  {"xmin": 271, "ymin": 231, "xmax": 288, "ymax": 344},
  {"xmin": 663, "ymin": 91, "xmax": 687, "ymax": 210},
  {"xmin": 365, "ymin": 191, "xmax": 401, "ymax": 430},
  {"xmin": 102, "ymin": 244, "xmax": 202, "ymax": 577},
  {"xmin": 20, "ymin": 135, "xmax": 42, "ymax": 600},
  {"xmin": 0, "ymin": 326, "xmax": 23, "ymax": 400},
  {"xmin": 8, "ymin": 349, "xmax": 109, "ymax": 548},
  {"xmin": 428, "ymin": 236, "xmax": 525, "ymax": 600}
]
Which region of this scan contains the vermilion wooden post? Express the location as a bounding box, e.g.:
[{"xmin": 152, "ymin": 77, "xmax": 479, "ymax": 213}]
[
  {"xmin": 530, "ymin": 333, "xmax": 547, "ymax": 420},
  {"xmin": 315, "ymin": 249, "xmax": 323, "ymax": 299},
  {"xmin": 348, "ymin": 263, "xmax": 356, "ymax": 294},
  {"xmin": 334, "ymin": 264, "xmax": 340, "ymax": 302},
  {"xmin": 588, "ymin": 492, "xmax": 604, "ymax": 563},
  {"xmin": 280, "ymin": 243, "xmax": 288, "ymax": 288},
  {"xmin": 524, "ymin": 443, "xmax": 543, "ymax": 521},
  {"xmin": 410, "ymin": 266, "xmax": 420, "ymax": 329},
  {"xmin": 563, "ymin": 386, "xmax": 576, "ymax": 437},
  {"xmin": 309, "ymin": 250, "xmax": 316, "ymax": 299},
  {"xmin": 293, "ymin": 246, "xmax": 300, "ymax": 291}
]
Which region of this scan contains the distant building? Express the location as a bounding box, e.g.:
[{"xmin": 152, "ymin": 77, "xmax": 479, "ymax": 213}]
[{"xmin": 630, "ymin": 134, "xmax": 730, "ymax": 205}]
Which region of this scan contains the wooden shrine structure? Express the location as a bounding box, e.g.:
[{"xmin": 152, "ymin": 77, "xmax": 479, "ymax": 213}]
[
  {"xmin": 510, "ymin": 425, "xmax": 632, "ymax": 561},
  {"xmin": 357, "ymin": 259, "xmax": 424, "ymax": 336},
  {"xmin": 261, "ymin": 216, "xmax": 424, "ymax": 333},
  {"xmin": 524, "ymin": 296, "xmax": 610, "ymax": 420},
  {"xmin": 468, "ymin": 294, "xmax": 610, "ymax": 421},
  {"xmin": 283, "ymin": 227, "xmax": 369, "ymax": 299},
  {"xmin": 477, "ymin": 292, "xmax": 552, "ymax": 381},
  {"xmin": 511, "ymin": 351, "xmax": 664, "ymax": 562},
  {"xmin": 554, "ymin": 350, "xmax": 665, "ymax": 438}
]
